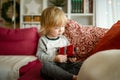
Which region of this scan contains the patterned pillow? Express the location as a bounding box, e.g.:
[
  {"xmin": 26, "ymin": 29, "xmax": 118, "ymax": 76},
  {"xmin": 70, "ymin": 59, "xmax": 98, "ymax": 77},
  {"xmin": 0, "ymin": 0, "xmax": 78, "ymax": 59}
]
[{"xmin": 64, "ymin": 20, "xmax": 109, "ymax": 61}]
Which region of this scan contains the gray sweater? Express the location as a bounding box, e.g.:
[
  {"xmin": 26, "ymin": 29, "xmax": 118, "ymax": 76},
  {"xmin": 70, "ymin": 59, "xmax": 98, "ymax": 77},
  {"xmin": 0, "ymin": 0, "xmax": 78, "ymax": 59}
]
[{"xmin": 36, "ymin": 35, "xmax": 69, "ymax": 62}]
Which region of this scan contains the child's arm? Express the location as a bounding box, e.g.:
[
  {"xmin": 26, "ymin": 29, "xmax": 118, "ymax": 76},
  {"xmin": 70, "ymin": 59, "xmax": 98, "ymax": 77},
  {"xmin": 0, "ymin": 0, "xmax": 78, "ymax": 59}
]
[{"xmin": 36, "ymin": 37, "xmax": 55, "ymax": 62}]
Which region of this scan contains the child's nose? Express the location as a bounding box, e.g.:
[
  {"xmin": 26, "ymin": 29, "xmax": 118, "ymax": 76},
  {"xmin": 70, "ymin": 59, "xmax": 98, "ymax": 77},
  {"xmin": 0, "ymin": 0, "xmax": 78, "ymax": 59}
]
[{"xmin": 59, "ymin": 28, "xmax": 62, "ymax": 32}]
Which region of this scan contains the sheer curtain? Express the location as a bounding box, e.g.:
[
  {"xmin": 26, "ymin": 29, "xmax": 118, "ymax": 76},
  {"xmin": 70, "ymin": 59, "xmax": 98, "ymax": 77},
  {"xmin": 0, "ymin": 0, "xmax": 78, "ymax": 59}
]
[{"xmin": 96, "ymin": 0, "xmax": 120, "ymax": 28}]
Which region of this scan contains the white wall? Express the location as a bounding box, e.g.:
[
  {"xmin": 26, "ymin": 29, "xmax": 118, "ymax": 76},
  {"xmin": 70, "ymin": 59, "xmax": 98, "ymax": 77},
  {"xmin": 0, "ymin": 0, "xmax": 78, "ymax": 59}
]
[{"xmin": 95, "ymin": 0, "xmax": 120, "ymax": 28}]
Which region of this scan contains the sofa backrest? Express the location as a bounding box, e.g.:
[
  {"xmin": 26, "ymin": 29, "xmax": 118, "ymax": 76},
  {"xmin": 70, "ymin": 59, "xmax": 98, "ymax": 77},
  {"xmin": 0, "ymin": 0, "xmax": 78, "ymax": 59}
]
[
  {"xmin": 0, "ymin": 27, "xmax": 39, "ymax": 55},
  {"xmin": 0, "ymin": 20, "xmax": 108, "ymax": 60}
]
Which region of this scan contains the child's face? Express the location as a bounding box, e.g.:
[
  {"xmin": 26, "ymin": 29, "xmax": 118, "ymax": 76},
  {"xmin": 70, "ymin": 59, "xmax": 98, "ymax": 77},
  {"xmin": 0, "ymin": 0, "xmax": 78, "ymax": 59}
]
[{"xmin": 47, "ymin": 26, "xmax": 65, "ymax": 37}]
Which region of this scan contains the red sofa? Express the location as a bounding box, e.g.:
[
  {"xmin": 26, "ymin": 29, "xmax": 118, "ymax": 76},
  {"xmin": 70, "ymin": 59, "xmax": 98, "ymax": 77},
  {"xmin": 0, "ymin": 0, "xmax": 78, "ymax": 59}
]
[
  {"xmin": 0, "ymin": 27, "xmax": 43, "ymax": 80},
  {"xmin": 0, "ymin": 20, "xmax": 108, "ymax": 80}
]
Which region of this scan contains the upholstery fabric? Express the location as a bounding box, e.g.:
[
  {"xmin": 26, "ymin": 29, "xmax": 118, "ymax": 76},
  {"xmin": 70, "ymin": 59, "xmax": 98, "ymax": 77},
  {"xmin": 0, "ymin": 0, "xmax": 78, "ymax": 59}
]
[
  {"xmin": 91, "ymin": 20, "xmax": 120, "ymax": 55},
  {"xmin": 0, "ymin": 27, "xmax": 39, "ymax": 55},
  {"xmin": 64, "ymin": 20, "xmax": 109, "ymax": 61},
  {"xmin": 18, "ymin": 59, "xmax": 43, "ymax": 80}
]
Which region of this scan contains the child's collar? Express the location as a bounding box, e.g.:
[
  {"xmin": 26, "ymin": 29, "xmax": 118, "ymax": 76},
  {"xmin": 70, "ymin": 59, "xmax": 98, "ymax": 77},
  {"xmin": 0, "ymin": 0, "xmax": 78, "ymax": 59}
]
[{"xmin": 45, "ymin": 35, "xmax": 59, "ymax": 40}]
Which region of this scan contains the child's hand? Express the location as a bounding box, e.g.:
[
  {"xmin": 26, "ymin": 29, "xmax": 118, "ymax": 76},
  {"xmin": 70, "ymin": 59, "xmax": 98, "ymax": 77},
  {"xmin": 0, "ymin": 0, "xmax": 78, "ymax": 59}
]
[
  {"xmin": 54, "ymin": 55, "xmax": 67, "ymax": 63},
  {"xmin": 68, "ymin": 57, "xmax": 77, "ymax": 62}
]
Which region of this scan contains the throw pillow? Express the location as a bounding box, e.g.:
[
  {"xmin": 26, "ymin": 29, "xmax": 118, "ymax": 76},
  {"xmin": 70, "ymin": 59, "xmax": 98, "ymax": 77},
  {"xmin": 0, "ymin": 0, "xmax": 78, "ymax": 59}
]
[
  {"xmin": 91, "ymin": 20, "xmax": 120, "ymax": 55},
  {"xmin": 0, "ymin": 27, "xmax": 39, "ymax": 55},
  {"xmin": 64, "ymin": 20, "xmax": 108, "ymax": 61}
]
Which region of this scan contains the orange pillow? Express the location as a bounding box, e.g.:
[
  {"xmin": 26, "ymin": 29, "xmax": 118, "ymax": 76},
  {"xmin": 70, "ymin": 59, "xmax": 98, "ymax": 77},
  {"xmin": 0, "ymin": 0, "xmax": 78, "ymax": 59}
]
[{"xmin": 91, "ymin": 20, "xmax": 120, "ymax": 55}]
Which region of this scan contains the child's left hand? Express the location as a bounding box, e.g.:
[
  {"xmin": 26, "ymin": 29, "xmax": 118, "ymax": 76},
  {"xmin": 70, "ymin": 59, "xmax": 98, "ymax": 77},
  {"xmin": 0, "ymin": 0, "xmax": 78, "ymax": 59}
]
[{"xmin": 68, "ymin": 57, "xmax": 77, "ymax": 62}]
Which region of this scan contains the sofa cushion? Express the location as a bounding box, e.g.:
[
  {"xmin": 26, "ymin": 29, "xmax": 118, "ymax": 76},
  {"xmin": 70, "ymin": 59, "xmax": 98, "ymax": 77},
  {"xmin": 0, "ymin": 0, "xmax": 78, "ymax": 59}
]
[
  {"xmin": 64, "ymin": 20, "xmax": 108, "ymax": 61},
  {"xmin": 91, "ymin": 20, "xmax": 120, "ymax": 54},
  {"xmin": 0, "ymin": 27, "xmax": 39, "ymax": 55}
]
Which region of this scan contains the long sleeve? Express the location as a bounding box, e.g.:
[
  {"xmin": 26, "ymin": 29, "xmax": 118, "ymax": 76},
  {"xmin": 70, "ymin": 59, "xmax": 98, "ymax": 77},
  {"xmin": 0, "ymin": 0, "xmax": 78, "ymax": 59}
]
[
  {"xmin": 36, "ymin": 38, "xmax": 56, "ymax": 62},
  {"xmin": 36, "ymin": 35, "xmax": 70, "ymax": 63}
]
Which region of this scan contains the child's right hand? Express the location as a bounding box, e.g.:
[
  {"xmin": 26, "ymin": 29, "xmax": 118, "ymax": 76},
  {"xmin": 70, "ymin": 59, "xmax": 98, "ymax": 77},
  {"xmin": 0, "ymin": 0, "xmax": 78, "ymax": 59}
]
[
  {"xmin": 68, "ymin": 57, "xmax": 77, "ymax": 62},
  {"xmin": 54, "ymin": 55, "xmax": 67, "ymax": 63}
]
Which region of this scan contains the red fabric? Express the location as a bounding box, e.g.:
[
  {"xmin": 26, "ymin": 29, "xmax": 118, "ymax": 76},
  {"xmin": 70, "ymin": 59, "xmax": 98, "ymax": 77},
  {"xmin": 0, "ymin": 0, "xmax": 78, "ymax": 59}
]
[
  {"xmin": 19, "ymin": 59, "xmax": 39, "ymax": 76},
  {"xmin": 91, "ymin": 20, "xmax": 120, "ymax": 55},
  {"xmin": 64, "ymin": 20, "xmax": 108, "ymax": 61},
  {"xmin": 58, "ymin": 45, "xmax": 76, "ymax": 57},
  {"xmin": 0, "ymin": 27, "xmax": 39, "ymax": 55},
  {"xmin": 18, "ymin": 59, "xmax": 43, "ymax": 80}
]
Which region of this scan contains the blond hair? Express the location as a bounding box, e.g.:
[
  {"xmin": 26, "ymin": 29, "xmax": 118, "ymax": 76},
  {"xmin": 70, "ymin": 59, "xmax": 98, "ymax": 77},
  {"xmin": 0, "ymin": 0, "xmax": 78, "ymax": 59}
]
[{"xmin": 40, "ymin": 6, "xmax": 67, "ymax": 35}]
